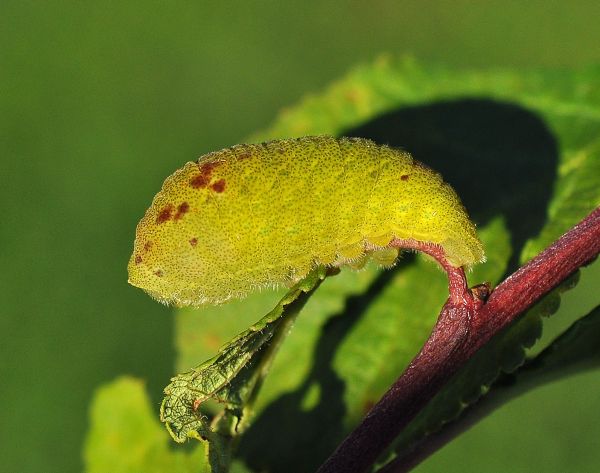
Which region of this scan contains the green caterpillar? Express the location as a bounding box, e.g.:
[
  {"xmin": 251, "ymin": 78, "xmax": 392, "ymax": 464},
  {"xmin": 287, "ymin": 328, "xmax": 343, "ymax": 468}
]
[{"xmin": 128, "ymin": 136, "xmax": 484, "ymax": 306}]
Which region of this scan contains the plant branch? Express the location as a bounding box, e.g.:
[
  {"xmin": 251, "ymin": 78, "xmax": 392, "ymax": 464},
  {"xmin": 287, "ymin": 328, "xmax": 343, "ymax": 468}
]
[
  {"xmin": 317, "ymin": 206, "xmax": 600, "ymax": 473},
  {"xmin": 378, "ymin": 304, "xmax": 600, "ymax": 473}
]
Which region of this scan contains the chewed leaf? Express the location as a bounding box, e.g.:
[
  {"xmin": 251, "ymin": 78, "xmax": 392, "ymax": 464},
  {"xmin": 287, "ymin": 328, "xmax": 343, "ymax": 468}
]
[
  {"xmin": 128, "ymin": 135, "xmax": 484, "ymax": 306},
  {"xmin": 160, "ymin": 267, "xmax": 328, "ymax": 443}
]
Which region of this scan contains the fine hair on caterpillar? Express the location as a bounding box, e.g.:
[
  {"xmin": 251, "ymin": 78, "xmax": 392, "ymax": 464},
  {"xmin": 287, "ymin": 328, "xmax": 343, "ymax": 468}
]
[{"xmin": 128, "ymin": 135, "xmax": 485, "ymax": 306}]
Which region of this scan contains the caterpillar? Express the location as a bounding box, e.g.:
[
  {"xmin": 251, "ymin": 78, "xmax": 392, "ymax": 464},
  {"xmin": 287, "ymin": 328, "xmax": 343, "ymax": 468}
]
[{"xmin": 128, "ymin": 136, "xmax": 484, "ymax": 306}]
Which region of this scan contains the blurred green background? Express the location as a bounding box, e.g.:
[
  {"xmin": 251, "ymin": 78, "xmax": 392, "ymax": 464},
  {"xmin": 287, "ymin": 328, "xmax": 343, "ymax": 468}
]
[{"xmin": 2, "ymin": 1, "xmax": 599, "ymax": 472}]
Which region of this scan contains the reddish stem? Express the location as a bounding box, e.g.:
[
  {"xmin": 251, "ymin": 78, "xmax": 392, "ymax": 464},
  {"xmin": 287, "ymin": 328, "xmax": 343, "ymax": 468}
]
[
  {"xmin": 388, "ymin": 238, "xmax": 473, "ymax": 306},
  {"xmin": 317, "ymin": 207, "xmax": 600, "ymax": 473}
]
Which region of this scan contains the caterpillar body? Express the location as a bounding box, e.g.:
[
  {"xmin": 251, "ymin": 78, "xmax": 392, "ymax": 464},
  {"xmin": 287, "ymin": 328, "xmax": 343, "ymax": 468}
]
[{"xmin": 128, "ymin": 136, "xmax": 484, "ymax": 306}]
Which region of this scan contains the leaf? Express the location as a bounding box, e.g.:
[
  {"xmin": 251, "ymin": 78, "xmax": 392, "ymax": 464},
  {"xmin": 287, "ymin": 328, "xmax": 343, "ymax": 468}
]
[
  {"xmin": 376, "ymin": 304, "xmax": 600, "ymax": 473},
  {"xmin": 173, "ymin": 58, "xmax": 600, "ymax": 472},
  {"xmin": 84, "ymin": 377, "xmax": 207, "ymax": 473},
  {"xmin": 520, "ymin": 135, "xmax": 600, "ymax": 263},
  {"xmin": 161, "ymin": 267, "xmax": 329, "ymax": 471},
  {"xmin": 519, "ymin": 304, "xmax": 600, "ymax": 382},
  {"xmin": 375, "ymin": 271, "xmax": 580, "ymax": 470}
]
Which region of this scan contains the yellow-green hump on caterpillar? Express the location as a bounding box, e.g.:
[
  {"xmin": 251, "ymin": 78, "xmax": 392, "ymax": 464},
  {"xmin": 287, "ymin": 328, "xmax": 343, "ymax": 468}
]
[{"xmin": 128, "ymin": 136, "xmax": 484, "ymax": 306}]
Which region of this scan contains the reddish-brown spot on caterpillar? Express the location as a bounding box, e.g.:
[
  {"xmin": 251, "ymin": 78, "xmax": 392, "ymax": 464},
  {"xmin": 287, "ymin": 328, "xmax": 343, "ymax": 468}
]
[
  {"xmin": 189, "ymin": 237, "xmax": 198, "ymax": 247},
  {"xmin": 190, "ymin": 174, "xmax": 209, "ymax": 189},
  {"xmin": 200, "ymin": 161, "xmax": 218, "ymax": 172},
  {"xmin": 190, "ymin": 162, "xmax": 219, "ymax": 189},
  {"xmin": 211, "ymin": 179, "xmax": 226, "ymax": 193},
  {"xmin": 143, "ymin": 241, "xmax": 153, "ymax": 252},
  {"xmin": 400, "ymin": 174, "xmax": 410, "ymax": 181},
  {"xmin": 174, "ymin": 202, "xmax": 189, "ymax": 220},
  {"xmin": 154, "ymin": 269, "xmax": 164, "ymax": 277},
  {"xmin": 134, "ymin": 255, "xmax": 142, "ymax": 264},
  {"xmin": 156, "ymin": 205, "xmax": 174, "ymax": 224}
]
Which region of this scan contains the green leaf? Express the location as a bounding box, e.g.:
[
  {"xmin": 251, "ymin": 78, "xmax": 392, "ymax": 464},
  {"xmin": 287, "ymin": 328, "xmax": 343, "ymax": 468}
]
[
  {"xmin": 520, "ymin": 136, "xmax": 600, "ymax": 262},
  {"xmin": 378, "ymin": 304, "xmax": 600, "ymax": 473},
  {"xmin": 161, "ymin": 267, "xmax": 329, "ymax": 471},
  {"xmin": 84, "ymin": 377, "xmax": 207, "ymax": 473},
  {"xmin": 519, "ymin": 304, "xmax": 600, "ymax": 382},
  {"xmin": 172, "ymin": 58, "xmax": 600, "ymax": 472},
  {"xmin": 376, "ymin": 271, "xmax": 580, "ymax": 470}
]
